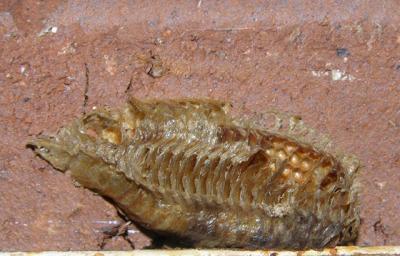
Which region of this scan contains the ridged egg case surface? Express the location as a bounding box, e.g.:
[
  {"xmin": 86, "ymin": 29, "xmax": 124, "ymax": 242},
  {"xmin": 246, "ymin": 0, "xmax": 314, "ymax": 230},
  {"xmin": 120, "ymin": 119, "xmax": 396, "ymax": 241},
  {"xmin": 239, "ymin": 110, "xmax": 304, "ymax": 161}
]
[{"xmin": 29, "ymin": 98, "xmax": 360, "ymax": 249}]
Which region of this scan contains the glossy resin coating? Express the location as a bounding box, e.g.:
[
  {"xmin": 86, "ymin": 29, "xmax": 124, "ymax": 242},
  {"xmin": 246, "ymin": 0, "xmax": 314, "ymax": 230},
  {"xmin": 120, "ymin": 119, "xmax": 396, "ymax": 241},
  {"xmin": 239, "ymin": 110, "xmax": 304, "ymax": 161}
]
[{"xmin": 29, "ymin": 98, "xmax": 360, "ymax": 249}]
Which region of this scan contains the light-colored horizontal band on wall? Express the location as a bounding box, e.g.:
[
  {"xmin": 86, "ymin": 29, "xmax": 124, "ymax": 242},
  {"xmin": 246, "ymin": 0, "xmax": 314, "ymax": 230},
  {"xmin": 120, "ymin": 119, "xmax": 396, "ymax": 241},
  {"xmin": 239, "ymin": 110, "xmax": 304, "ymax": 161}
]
[{"xmin": 2, "ymin": 246, "xmax": 400, "ymax": 256}]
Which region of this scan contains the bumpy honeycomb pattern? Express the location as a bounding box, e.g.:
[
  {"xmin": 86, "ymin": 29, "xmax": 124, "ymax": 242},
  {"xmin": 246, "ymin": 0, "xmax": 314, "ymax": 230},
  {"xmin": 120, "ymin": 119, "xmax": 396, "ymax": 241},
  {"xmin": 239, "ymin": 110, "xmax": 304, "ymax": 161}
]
[{"xmin": 29, "ymin": 98, "xmax": 360, "ymax": 249}]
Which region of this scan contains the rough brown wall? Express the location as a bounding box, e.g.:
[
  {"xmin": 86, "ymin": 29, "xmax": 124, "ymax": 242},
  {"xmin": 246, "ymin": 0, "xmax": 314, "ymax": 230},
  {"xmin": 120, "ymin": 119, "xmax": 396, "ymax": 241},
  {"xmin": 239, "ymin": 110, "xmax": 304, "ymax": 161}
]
[{"xmin": 0, "ymin": 0, "xmax": 399, "ymax": 251}]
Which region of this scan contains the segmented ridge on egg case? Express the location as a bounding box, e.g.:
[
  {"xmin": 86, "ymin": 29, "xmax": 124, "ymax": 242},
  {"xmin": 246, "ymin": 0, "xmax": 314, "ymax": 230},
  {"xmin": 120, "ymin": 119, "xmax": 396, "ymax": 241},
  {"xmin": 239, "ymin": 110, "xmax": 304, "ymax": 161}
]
[{"xmin": 29, "ymin": 98, "xmax": 360, "ymax": 249}]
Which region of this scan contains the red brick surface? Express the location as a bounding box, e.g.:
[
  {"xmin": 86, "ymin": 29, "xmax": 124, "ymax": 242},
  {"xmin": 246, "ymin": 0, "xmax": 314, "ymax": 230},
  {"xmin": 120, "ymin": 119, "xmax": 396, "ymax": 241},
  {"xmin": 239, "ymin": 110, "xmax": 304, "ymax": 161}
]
[{"xmin": 0, "ymin": 0, "xmax": 399, "ymax": 250}]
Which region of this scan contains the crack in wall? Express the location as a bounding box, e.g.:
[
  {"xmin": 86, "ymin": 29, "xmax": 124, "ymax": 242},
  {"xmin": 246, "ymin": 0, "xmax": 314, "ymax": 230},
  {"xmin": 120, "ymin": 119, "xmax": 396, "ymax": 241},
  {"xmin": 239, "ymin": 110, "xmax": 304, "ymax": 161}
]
[
  {"xmin": 125, "ymin": 77, "xmax": 133, "ymax": 94},
  {"xmin": 83, "ymin": 63, "xmax": 90, "ymax": 114},
  {"xmin": 373, "ymin": 218, "xmax": 389, "ymax": 245}
]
